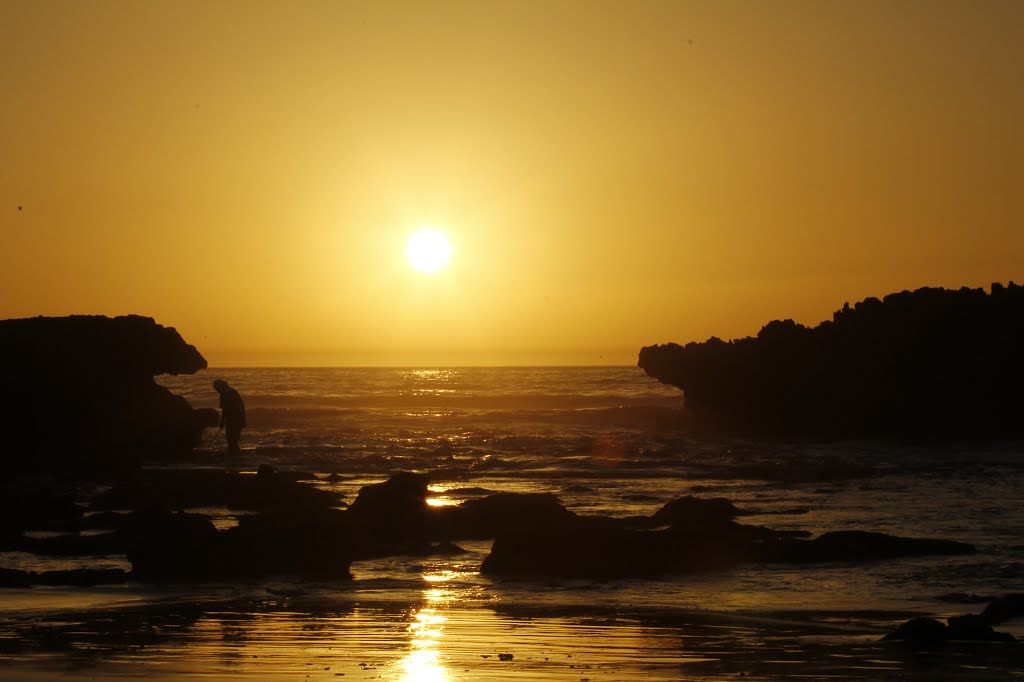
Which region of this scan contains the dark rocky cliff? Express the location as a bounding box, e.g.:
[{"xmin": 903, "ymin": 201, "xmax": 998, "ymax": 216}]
[
  {"xmin": 639, "ymin": 283, "xmax": 1024, "ymax": 439},
  {"xmin": 0, "ymin": 315, "xmax": 216, "ymax": 472}
]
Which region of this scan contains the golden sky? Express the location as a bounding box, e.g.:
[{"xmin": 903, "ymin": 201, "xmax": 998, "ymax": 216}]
[{"xmin": 2, "ymin": 1, "xmax": 1022, "ymax": 365}]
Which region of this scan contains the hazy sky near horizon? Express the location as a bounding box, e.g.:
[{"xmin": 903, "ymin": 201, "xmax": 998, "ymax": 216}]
[{"xmin": 2, "ymin": 1, "xmax": 1022, "ymax": 365}]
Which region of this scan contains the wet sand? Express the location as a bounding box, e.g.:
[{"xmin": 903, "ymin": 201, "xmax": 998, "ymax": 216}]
[{"xmin": 3, "ymin": 585, "xmax": 1023, "ymax": 681}]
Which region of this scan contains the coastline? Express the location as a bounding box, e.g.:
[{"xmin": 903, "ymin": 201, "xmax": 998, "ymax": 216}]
[{"xmin": 2, "ymin": 360, "xmax": 1022, "ymax": 681}]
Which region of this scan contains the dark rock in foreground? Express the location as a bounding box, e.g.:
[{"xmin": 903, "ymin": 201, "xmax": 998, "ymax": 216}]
[
  {"xmin": 125, "ymin": 510, "xmax": 220, "ymax": 580},
  {"xmin": 127, "ymin": 508, "xmax": 353, "ymax": 581},
  {"xmin": 339, "ymin": 473, "xmax": 978, "ymax": 580},
  {"xmin": 481, "ymin": 526, "xmax": 752, "ymax": 579},
  {"xmin": 0, "ymin": 471, "xmax": 985, "ymax": 585},
  {"xmin": 882, "ymin": 617, "xmax": 950, "ymax": 648},
  {"xmin": 982, "ymin": 594, "xmax": 1024, "ymax": 625},
  {"xmin": 346, "ymin": 472, "xmax": 433, "ymax": 556},
  {"xmin": 883, "ymin": 610, "xmax": 1018, "ymax": 647},
  {"xmin": 639, "ymin": 283, "xmax": 1024, "ymax": 438},
  {"xmin": 757, "ymin": 530, "xmax": 976, "ymax": 563},
  {"xmin": 0, "ymin": 485, "xmax": 85, "ymax": 536},
  {"xmin": 92, "ymin": 466, "xmax": 342, "ymax": 512},
  {"xmin": 647, "ymin": 495, "xmax": 746, "ymax": 528},
  {"xmin": 0, "ymin": 315, "xmax": 214, "ymax": 472},
  {"xmin": 346, "ymin": 473, "xmax": 583, "ymax": 555},
  {"xmin": 947, "ymin": 614, "xmax": 1017, "ymax": 642},
  {"xmin": 434, "ymin": 492, "xmax": 578, "ymax": 539},
  {"xmin": 481, "ymin": 526, "xmax": 975, "ymax": 580},
  {"xmin": 348, "ymin": 472, "xmax": 431, "ymax": 539},
  {"xmin": 225, "ymin": 507, "xmax": 353, "ymax": 579}
]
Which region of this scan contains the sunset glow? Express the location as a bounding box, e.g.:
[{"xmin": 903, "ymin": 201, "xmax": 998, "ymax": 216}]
[{"xmin": 1, "ymin": 1, "xmax": 1021, "ymax": 366}]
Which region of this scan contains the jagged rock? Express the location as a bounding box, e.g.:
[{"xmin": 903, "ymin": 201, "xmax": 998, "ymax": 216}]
[
  {"xmin": 981, "ymin": 594, "xmax": 1024, "ymax": 625},
  {"xmin": 125, "ymin": 510, "xmax": 221, "ymax": 580},
  {"xmin": 345, "ymin": 476, "xmax": 585, "ymax": 555},
  {"xmin": 92, "ymin": 468, "xmax": 342, "ymax": 511},
  {"xmin": 226, "ymin": 508, "xmax": 353, "ymax": 579},
  {"xmin": 882, "ymin": 617, "xmax": 948, "ymax": 647},
  {"xmin": 648, "ymin": 495, "xmax": 745, "ymax": 529},
  {"xmin": 459, "ymin": 490, "xmax": 979, "ymax": 580},
  {"xmin": 480, "ymin": 520, "xmax": 789, "ymax": 579},
  {"xmin": 481, "ymin": 527, "xmax": 680, "ymax": 578},
  {"xmin": 431, "ymin": 540, "xmax": 468, "ymax": 555},
  {"xmin": 0, "ymin": 314, "xmax": 212, "ymax": 472},
  {"xmin": 126, "ymin": 507, "xmax": 353, "ymax": 581},
  {"xmin": 347, "ymin": 472, "xmax": 431, "ymax": 547},
  {"xmin": 434, "ymin": 492, "xmax": 578, "ymax": 539},
  {"xmin": 882, "ymin": 614, "xmax": 1017, "ymax": 647},
  {"xmin": 80, "ymin": 511, "xmax": 135, "ymax": 531},
  {"xmin": 757, "ymin": 530, "xmax": 976, "ymax": 563},
  {"xmin": 481, "ymin": 524, "xmax": 974, "ymax": 579},
  {"xmin": 639, "ymin": 283, "xmax": 1024, "ymax": 438},
  {"xmin": 348, "ymin": 472, "xmax": 430, "ymax": 515},
  {"xmin": 0, "ymin": 488, "xmax": 85, "ymax": 535},
  {"xmin": 947, "ymin": 614, "xmax": 1017, "ymax": 642}
]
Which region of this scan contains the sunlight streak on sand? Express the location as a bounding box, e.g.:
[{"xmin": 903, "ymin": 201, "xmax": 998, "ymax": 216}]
[{"xmin": 400, "ymin": 608, "xmax": 449, "ymax": 681}]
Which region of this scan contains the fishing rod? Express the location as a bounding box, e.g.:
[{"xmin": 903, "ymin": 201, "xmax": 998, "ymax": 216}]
[{"xmin": 207, "ymin": 425, "xmax": 223, "ymax": 450}]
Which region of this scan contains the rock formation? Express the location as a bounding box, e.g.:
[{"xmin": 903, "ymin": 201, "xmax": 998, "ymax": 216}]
[
  {"xmin": 883, "ymin": 598, "xmax": 1023, "ymax": 647},
  {"xmin": 480, "ymin": 514, "xmax": 974, "ymax": 579},
  {"xmin": 0, "ymin": 314, "xmax": 216, "ymax": 472},
  {"xmin": 126, "ymin": 508, "xmax": 354, "ymax": 581},
  {"xmin": 0, "ymin": 470, "xmax": 983, "ymax": 584},
  {"xmin": 639, "ymin": 283, "xmax": 1024, "ymax": 438}
]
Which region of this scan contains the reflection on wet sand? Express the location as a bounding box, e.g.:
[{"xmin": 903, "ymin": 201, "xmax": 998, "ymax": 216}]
[
  {"xmin": 400, "ymin": 608, "xmax": 448, "ymax": 681},
  {"xmin": 397, "ymin": 577, "xmax": 450, "ymax": 680},
  {"xmin": 2, "ymin": 576, "xmax": 1024, "ymax": 680}
]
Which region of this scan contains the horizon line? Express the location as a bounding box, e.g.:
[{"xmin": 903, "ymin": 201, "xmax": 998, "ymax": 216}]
[{"xmin": 202, "ymin": 350, "xmax": 638, "ymax": 369}]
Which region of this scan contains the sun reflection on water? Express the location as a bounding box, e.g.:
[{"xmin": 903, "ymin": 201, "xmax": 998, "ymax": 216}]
[
  {"xmin": 400, "ymin": 609, "xmax": 448, "ymax": 681},
  {"xmin": 395, "ymin": 570, "xmax": 462, "ymax": 680},
  {"xmin": 423, "ymin": 570, "xmax": 460, "ymax": 584}
]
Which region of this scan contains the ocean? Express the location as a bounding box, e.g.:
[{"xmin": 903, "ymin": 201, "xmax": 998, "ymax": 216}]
[{"xmin": 2, "ymin": 366, "xmax": 1023, "ymax": 680}]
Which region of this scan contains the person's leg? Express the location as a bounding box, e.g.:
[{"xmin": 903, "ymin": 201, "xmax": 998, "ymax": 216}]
[{"xmin": 226, "ymin": 425, "xmax": 242, "ymax": 456}]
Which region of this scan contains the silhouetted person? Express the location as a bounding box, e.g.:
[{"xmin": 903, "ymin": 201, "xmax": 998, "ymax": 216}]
[{"xmin": 213, "ymin": 379, "xmax": 246, "ymax": 456}]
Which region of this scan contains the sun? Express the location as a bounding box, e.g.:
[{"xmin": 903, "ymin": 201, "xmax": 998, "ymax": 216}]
[{"xmin": 405, "ymin": 228, "xmax": 453, "ymax": 274}]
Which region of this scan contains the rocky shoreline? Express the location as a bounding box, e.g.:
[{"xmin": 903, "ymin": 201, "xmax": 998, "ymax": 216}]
[
  {"xmin": 0, "ymin": 467, "xmax": 980, "ymax": 581},
  {"xmin": 640, "ymin": 283, "xmax": 1024, "ymax": 439},
  {"xmin": 0, "ymin": 315, "xmax": 216, "ymax": 474},
  {"xmin": 2, "ymin": 466, "xmax": 1021, "ymax": 651},
  {"xmin": 1, "ymin": 313, "xmax": 1021, "ymax": 674}
]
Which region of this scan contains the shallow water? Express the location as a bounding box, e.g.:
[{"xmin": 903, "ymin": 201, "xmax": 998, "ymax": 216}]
[{"xmin": 2, "ymin": 367, "xmax": 1023, "ymax": 679}]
